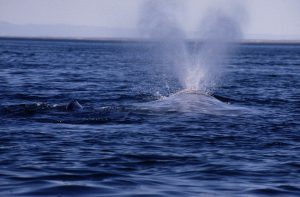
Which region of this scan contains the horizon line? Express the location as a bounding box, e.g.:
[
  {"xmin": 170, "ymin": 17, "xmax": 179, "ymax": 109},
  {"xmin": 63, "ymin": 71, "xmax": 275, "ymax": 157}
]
[{"xmin": 1, "ymin": 36, "xmax": 300, "ymax": 45}]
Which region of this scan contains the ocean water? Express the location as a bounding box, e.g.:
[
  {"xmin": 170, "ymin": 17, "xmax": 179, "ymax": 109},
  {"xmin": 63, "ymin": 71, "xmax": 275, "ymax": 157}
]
[{"xmin": 0, "ymin": 38, "xmax": 299, "ymax": 197}]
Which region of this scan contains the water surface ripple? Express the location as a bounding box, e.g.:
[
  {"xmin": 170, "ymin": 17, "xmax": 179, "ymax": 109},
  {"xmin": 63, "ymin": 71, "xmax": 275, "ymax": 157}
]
[{"xmin": 0, "ymin": 38, "xmax": 300, "ymax": 196}]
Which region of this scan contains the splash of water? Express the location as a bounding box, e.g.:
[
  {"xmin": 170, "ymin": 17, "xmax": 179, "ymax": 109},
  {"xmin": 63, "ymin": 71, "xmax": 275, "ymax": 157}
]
[{"xmin": 139, "ymin": 0, "xmax": 245, "ymax": 94}]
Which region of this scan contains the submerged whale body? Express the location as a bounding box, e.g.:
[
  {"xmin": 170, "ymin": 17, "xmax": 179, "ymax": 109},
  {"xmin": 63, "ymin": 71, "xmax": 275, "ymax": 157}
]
[{"xmin": 0, "ymin": 91, "xmax": 251, "ymax": 125}]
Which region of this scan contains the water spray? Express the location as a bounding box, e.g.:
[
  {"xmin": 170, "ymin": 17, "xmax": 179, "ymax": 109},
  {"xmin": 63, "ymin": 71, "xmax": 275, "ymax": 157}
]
[{"xmin": 139, "ymin": 0, "xmax": 245, "ymax": 94}]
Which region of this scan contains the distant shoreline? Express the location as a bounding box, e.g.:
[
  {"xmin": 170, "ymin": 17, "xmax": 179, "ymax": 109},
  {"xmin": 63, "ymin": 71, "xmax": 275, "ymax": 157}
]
[{"xmin": 1, "ymin": 36, "xmax": 300, "ymax": 45}]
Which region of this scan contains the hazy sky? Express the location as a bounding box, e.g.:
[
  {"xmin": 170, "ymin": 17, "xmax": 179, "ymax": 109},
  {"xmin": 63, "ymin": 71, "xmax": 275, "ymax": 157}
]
[{"xmin": 0, "ymin": 0, "xmax": 299, "ymax": 39}]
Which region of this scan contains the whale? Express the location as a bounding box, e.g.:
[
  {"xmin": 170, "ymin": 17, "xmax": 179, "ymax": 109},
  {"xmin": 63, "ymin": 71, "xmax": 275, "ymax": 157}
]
[
  {"xmin": 135, "ymin": 89, "xmax": 250, "ymax": 116},
  {"xmin": 0, "ymin": 92, "xmax": 253, "ymax": 125}
]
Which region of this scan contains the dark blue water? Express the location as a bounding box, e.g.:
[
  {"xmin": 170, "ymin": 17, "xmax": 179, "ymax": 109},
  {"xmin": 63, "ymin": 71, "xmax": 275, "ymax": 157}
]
[{"xmin": 0, "ymin": 38, "xmax": 299, "ymax": 197}]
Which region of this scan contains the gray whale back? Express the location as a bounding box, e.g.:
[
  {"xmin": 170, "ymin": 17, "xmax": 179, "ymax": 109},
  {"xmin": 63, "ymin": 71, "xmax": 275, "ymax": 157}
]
[{"xmin": 137, "ymin": 90, "xmax": 250, "ymax": 115}]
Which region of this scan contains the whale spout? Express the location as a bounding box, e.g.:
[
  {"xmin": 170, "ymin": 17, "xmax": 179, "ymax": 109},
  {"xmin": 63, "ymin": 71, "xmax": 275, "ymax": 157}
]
[{"xmin": 66, "ymin": 100, "xmax": 83, "ymax": 111}]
